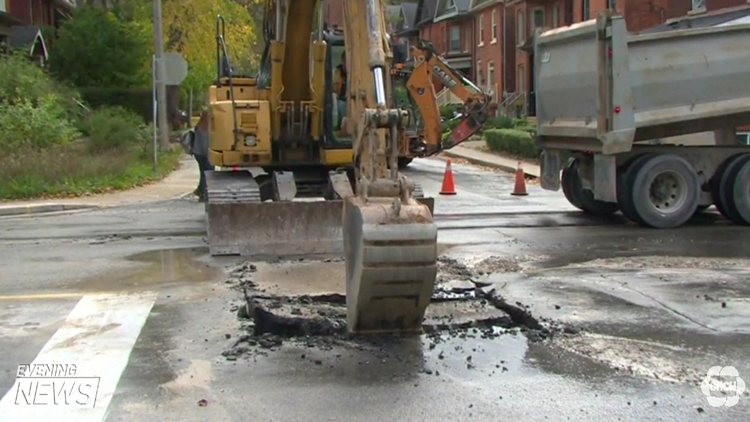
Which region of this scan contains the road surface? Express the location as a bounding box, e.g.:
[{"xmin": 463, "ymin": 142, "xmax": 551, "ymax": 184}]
[{"xmin": 0, "ymin": 157, "xmax": 748, "ymax": 421}]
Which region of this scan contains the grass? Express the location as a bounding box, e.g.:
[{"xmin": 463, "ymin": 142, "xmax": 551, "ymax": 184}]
[{"xmin": 0, "ymin": 142, "xmax": 182, "ymax": 200}]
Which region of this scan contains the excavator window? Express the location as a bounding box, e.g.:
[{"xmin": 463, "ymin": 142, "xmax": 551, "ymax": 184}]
[{"xmin": 322, "ymin": 36, "xmax": 352, "ymax": 149}]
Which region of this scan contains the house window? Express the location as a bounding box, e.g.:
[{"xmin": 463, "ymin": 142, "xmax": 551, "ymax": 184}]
[
  {"xmin": 552, "ymin": 3, "xmax": 560, "ymax": 27},
  {"xmin": 608, "ymin": 0, "xmax": 617, "ymax": 10},
  {"xmin": 491, "ymin": 9, "xmax": 497, "ymax": 42},
  {"xmin": 582, "ymin": 0, "xmax": 590, "ymax": 20},
  {"xmin": 518, "ymin": 64, "xmax": 525, "ymax": 92},
  {"xmin": 449, "ymin": 26, "xmax": 461, "ymax": 52},
  {"xmin": 692, "ymin": 0, "xmax": 705, "ymax": 10},
  {"xmin": 478, "ymin": 14, "xmax": 484, "ymax": 45},
  {"xmin": 517, "ymin": 10, "xmax": 525, "ymax": 44},
  {"xmin": 477, "ymin": 59, "xmax": 483, "ymax": 84},
  {"xmin": 532, "ymin": 8, "xmax": 544, "ymax": 29},
  {"xmin": 464, "ymin": 25, "xmax": 470, "ymax": 51},
  {"xmin": 487, "ymin": 61, "xmax": 495, "ymax": 92}
]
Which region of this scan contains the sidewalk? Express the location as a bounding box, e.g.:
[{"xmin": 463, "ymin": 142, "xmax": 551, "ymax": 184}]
[
  {"xmin": 0, "ymin": 155, "xmax": 198, "ymax": 216},
  {"xmin": 441, "ymin": 140, "xmax": 541, "ymax": 178}
]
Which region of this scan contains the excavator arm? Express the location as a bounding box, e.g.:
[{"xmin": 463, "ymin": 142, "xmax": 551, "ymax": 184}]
[
  {"xmin": 339, "ymin": 0, "xmax": 438, "ymax": 334},
  {"xmin": 397, "ymin": 40, "xmax": 493, "ymax": 155}
]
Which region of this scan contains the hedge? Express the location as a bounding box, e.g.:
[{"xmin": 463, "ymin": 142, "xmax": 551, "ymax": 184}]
[{"xmin": 484, "ymin": 128, "xmax": 539, "ymax": 159}]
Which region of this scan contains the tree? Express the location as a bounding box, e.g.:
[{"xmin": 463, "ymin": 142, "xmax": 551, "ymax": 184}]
[
  {"xmin": 122, "ymin": 0, "xmax": 260, "ymax": 102},
  {"xmin": 48, "ymin": 6, "xmax": 150, "ymax": 88}
]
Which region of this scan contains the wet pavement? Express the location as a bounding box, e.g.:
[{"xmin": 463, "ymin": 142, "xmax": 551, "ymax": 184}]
[{"xmin": 0, "ymin": 157, "xmax": 748, "ymax": 421}]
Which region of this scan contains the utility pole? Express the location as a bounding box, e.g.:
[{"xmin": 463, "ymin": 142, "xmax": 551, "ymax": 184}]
[{"xmin": 152, "ymin": 0, "xmax": 170, "ymax": 150}]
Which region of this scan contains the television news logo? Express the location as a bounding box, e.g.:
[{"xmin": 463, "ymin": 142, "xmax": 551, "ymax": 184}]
[
  {"xmin": 701, "ymin": 366, "xmax": 746, "ymax": 408},
  {"xmin": 13, "ymin": 364, "xmax": 100, "ymax": 408}
]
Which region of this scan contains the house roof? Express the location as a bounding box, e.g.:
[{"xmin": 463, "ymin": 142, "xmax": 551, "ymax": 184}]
[
  {"xmin": 638, "ymin": 5, "xmax": 750, "ymax": 33},
  {"xmin": 395, "ymin": 2, "xmax": 420, "ymax": 35},
  {"xmin": 434, "ymin": 0, "xmax": 471, "ymax": 22},
  {"xmin": 8, "ymin": 25, "xmax": 48, "ymax": 59},
  {"xmin": 416, "ymin": 0, "xmax": 438, "ymax": 26},
  {"xmin": 469, "ymin": 0, "xmax": 501, "ymax": 12}
]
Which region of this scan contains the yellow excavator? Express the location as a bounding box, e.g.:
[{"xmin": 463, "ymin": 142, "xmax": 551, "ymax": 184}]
[{"xmin": 205, "ymin": 0, "xmax": 491, "ymax": 333}]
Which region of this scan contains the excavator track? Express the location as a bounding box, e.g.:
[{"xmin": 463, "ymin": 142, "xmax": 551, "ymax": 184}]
[
  {"xmin": 344, "ymin": 196, "xmax": 437, "ymax": 334},
  {"xmin": 205, "ymin": 169, "xmax": 434, "ymax": 258}
]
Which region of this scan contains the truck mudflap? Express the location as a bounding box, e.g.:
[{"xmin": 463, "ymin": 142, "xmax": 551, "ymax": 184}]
[
  {"xmin": 343, "ymin": 196, "xmax": 438, "ymax": 334},
  {"xmin": 204, "ymin": 170, "xmax": 434, "ymax": 257}
]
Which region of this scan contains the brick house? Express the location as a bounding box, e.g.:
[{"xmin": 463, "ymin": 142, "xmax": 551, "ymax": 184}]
[
  {"xmin": 430, "ymin": 0, "xmax": 474, "ymax": 85},
  {"xmin": 0, "ymin": 0, "xmax": 74, "ymax": 64},
  {"xmin": 470, "ymin": 0, "xmax": 514, "ymax": 103}
]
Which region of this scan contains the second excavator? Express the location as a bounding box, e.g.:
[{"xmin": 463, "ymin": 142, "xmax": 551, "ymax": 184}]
[{"xmin": 204, "ymin": 0, "xmax": 491, "ymax": 333}]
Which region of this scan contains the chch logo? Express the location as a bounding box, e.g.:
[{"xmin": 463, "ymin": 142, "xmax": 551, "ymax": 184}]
[{"xmin": 701, "ymin": 366, "xmax": 745, "ymax": 408}]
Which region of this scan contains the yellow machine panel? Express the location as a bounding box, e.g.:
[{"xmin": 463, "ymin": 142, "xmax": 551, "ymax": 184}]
[{"xmin": 207, "ymin": 97, "xmax": 273, "ymax": 167}]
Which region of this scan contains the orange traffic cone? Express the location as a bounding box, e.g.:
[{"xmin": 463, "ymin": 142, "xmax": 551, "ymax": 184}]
[
  {"xmin": 511, "ymin": 161, "xmax": 528, "ymax": 196},
  {"xmin": 440, "ymin": 159, "xmax": 456, "ymax": 195}
]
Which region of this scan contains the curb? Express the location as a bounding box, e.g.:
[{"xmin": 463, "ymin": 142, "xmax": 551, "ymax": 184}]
[
  {"xmin": 441, "ymin": 150, "xmax": 540, "ymax": 178},
  {"xmin": 0, "ymin": 203, "xmax": 101, "ymax": 217}
]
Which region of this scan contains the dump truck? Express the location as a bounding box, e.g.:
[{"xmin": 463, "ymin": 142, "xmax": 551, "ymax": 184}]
[{"xmin": 534, "ymin": 11, "xmax": 750, "ymax": 229}]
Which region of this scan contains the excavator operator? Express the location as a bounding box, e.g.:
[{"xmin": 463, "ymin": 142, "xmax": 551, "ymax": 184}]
[{"xmin": 335, "ymin": 51, "xmax": 347, "ymax": 130}]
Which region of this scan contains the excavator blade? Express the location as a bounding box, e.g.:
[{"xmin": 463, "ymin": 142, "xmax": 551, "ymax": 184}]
[
  {"xmin": 343, "ymin": 196, "xmax": 438, "ymax": 334},
  {"xmin": 205, "ymin": 171, "xmax": 344, "ymax": 257},
  {"xmin": 205, "ymin": 170, "xmax": 435, "ymax": 258}
]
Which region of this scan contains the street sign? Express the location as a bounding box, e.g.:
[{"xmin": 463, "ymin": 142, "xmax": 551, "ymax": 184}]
[{"xmin": 161, "ymin": 53, "xmax": 188, "ymax": 85}]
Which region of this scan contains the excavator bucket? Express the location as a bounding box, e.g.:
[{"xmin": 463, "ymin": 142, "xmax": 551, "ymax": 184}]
[
  {"xmin": 343, "ymin": 196, "xmax": 438, "ymax": 334},
  {"xmin": 205, "ymin": 171, "xmax": 435, "ymax": 258}
]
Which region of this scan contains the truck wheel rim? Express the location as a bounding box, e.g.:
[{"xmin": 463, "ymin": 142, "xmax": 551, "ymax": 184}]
[{"xmin": 648, "ymin": 171, "xmax": 688, "ymax": 214}]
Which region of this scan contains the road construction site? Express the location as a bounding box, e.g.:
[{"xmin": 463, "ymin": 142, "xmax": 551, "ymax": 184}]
[{"xmin": 0, "ymin": 156, "xmax": 748, "ymax": 421}]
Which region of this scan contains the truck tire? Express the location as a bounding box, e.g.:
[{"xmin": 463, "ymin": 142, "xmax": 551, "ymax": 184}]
[
  {"xmin": 567, "ymin": 158, "xmax": 619, "ymax": 215},
  {"xmin": 710, "ymin": 153, "xmax": 749, "ymax": 222},
  {"xmin": 561, "ymin": 157, "xmax": 584, "ymax": 210},
  {"xmin": 720, "ymin": 153, "xmax": 750, "ymax": 225},
  {"xmin": 708, "ymin": 153, "xmax": 744, "ymax": 220},
  {"xmin": 617, "ymin": 153, "xmax": 657, "ymax": 224},
  {"xmin": 629, "ymin": 154, "xmax": 700, "ymax": 229}
]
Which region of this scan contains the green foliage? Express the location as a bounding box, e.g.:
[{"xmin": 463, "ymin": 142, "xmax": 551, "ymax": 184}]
[
  {"xmin": 439, "ymin": 104, "xmax": 460, "ymax": 120},
  {"xmin": 0, "ymin": 96, "xmax": 81, "ymax": 152},
  {"xmin": 48, "ymin": 6, "xmax": 150, "ymax": 88},
  {"xmin": 0, "ymin": 143, "xmax": 181, "ymax": 200},
  {"xmin": 79, "ymin": 87, "xmax": 153, "ymax": 123},
  {"xmin": 484, "ymin": 128, "xmax": 539, "ymax": 159},
  {"xmin": 485, "ymin": 116, "xmax": 514, "ymax": 130},
  {"xmin": 80, "ymin": 106, "xmax": 151, "ymax": 153}
]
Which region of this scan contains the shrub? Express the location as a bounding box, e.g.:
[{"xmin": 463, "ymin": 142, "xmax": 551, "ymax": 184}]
[
  {"xmin": 79, "ymin": 87, "xmax": 154, "ymax": 122},
  {"xmin": 484, "ymin": 128, "xmax": 539, "ymax": 159},
  {"xmin": 484, "ymin": 115, "xmax": 514, "ymax": 130},
  {"xmin": 0, "ymin": 96, "xmax": 81, "ymax": 152},
  {"xmin": 439, "ymin": 104, "xmax": 460, "ymax": 120},
  {"xmin": 81, "ymin": 106, "xmax": 151, "ymax": 153}
]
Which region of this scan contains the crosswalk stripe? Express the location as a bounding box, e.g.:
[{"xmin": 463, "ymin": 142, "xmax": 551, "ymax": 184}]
[{"xmin": 0, "ymin": 291, "xmax": 158, "ymax": 421}]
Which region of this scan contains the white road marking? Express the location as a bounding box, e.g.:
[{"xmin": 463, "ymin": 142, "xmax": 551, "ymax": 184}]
[{"xmin": 0, "ymin": 291, "xmax": 158, "ymax": 421}]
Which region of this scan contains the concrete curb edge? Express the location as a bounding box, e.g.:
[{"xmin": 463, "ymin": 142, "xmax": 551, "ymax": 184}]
[
  {"xmin": 441, "ymin": 150, "xmax": 540, "ymax": 178},
  {"xmin": 0, "ymin": 203, "xmax": 102, "ymax": 217}
]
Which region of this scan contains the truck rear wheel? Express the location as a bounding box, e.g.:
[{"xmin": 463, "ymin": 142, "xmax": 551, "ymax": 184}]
[
  {"xmin": 628, "ymin": 154, "xmax": 700, "ymax": 229},
  {"xmin": 719, "ymin": 153, "xmax": 750, "ymax": 225},
  {"xmin": 565, "ymin": 158, "xmax": 619, "ymax": 215},
  {"xmin": 617, "ymin": 153, "xmax": 657, "ymax": 224},
  {"xmin": 561, "ymin": 158, "xmax": 584, "ymax": 210},
  {"xmin": 709, "ymin": 154, "xmax": 744, "ymax": 220}
]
